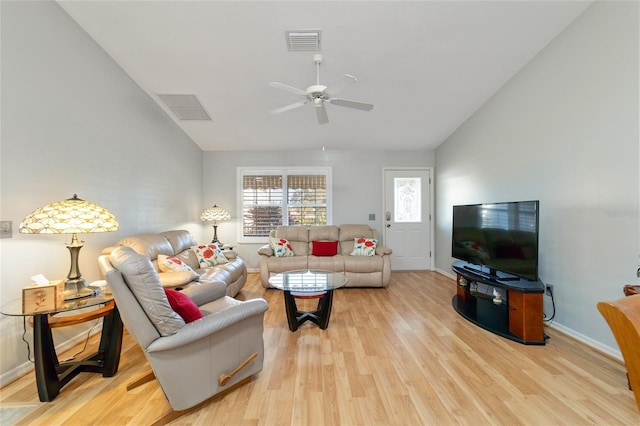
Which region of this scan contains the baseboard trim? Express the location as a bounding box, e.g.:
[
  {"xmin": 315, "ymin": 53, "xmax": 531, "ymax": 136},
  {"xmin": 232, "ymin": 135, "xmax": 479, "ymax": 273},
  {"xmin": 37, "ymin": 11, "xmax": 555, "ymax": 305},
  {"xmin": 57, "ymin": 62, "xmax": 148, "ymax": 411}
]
[
  {"xmin": 545, "ymin": 321, "xmax": 622, "ymax": 362},
  {"xmin": 435, "ymin": 268, "xmax": 455, "ymax": 280}
]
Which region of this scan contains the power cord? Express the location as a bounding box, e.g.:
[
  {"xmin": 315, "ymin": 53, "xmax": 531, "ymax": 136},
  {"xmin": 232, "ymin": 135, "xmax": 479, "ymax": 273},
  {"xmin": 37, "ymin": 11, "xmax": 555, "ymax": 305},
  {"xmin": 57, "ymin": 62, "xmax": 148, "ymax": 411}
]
[
  {"xmin": 60, "ymin": 319, "xmax": 101, "ymax": 362},
  {"xmin": 21, "ymin": 317, "xmax": 35, "ymax": 364},
  {"xmin": 543, "ymin": 283, "xmax": 556, "ymax": 323},
  {"xmin": 20, "ymin": 316, "xmax": 101, "ymax": 363}
]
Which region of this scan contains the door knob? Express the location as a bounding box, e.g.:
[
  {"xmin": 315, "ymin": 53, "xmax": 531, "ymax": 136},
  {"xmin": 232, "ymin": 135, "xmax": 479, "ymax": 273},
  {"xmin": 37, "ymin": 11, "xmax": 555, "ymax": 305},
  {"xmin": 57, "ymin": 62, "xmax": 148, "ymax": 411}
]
[{"xmin": 386, "ymin": 224, "xmax": 391, "ymax": 228}]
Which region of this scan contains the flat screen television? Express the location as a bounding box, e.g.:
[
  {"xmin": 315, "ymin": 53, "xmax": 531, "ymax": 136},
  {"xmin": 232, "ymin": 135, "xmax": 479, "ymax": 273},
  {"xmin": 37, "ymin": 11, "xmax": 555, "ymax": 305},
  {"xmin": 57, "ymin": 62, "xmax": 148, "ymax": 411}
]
[{"xmin": 452, "ymin": 200, "xmax": 539, "ymax": 281}]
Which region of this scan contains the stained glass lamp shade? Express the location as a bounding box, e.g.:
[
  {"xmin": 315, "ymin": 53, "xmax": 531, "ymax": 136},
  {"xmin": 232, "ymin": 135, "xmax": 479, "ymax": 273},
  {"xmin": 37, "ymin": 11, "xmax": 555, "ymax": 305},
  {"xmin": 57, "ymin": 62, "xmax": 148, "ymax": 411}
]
[
  {"xmin": 19, "ymin": 194, "xmax": 119, "ymax": 299},
  {"xmin": 200, "ymin": 205, "xmax": 230, "ymax": 244}
]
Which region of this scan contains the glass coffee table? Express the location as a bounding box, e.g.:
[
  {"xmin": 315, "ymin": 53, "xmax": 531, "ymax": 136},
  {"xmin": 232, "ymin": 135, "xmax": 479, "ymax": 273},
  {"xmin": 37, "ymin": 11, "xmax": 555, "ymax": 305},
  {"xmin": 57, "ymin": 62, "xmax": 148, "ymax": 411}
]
[{"xmin": 268, "ymin": 269, "xmax": 348, "ymax": 331}]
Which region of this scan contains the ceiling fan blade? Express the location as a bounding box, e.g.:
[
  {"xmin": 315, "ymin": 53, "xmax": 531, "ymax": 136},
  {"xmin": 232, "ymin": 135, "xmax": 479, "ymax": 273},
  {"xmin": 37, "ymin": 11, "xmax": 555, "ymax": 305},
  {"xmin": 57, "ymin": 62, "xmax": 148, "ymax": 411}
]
[
  {"xmin": 270, "ymin": 100, "xmax": 308, "ymax": 115},
  {"xmin": 315, "ymin": 104, "xmax": 329, "ymax": 125},
  {"xmin": 269, "ymin": 82, "xmax": 308, "ymax": 96},
  {"xmin": 327, "ymin": 74, "xmax": 358, "ymax": 96},
  {"xmin": 329, "ymin": 98, "xmax": 374, "ymax": 111}
]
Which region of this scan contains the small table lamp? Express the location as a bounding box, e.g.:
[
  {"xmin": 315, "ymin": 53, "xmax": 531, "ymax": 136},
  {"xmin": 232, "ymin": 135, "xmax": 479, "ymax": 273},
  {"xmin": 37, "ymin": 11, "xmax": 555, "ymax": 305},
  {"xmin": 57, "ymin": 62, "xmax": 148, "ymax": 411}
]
[
  {"xmin": 19, "ymin": 194, "xmax": 119, "ymax": 300},
  {"xmin": 200, "ymin": 205, "xmax": 230, "ymax": 244}
]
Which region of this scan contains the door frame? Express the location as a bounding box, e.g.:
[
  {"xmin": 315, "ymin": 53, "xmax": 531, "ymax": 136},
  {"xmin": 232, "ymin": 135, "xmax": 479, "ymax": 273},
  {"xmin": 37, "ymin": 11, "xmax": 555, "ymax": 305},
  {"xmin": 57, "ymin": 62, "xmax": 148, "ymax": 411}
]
[{"xmin": 382, "ymin": 167, "xmax": 435, "ymax": 271}]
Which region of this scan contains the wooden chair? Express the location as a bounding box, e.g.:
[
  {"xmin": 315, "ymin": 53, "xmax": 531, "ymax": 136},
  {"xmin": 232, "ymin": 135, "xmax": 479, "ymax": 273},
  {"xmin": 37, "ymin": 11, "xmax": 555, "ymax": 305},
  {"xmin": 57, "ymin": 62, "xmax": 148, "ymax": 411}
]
[{"xmin": 597, "ymin": 294, "xmax": 640, "ymax": 413}]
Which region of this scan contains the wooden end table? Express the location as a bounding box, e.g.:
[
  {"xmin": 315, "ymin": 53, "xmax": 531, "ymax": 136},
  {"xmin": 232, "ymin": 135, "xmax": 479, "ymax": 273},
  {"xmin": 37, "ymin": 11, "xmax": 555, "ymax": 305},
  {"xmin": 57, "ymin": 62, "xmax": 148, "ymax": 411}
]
[{"xmin": 0, "ymin": 290, "xmax": 123, "ymax": 402}]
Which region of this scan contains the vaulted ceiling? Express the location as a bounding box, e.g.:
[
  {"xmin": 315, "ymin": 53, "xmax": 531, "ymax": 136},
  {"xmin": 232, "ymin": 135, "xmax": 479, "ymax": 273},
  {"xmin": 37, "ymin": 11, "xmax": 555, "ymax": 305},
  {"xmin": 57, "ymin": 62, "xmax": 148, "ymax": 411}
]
[{"xmin": 57, "ymin": 1, "xmax": 592, "ymax": 152}]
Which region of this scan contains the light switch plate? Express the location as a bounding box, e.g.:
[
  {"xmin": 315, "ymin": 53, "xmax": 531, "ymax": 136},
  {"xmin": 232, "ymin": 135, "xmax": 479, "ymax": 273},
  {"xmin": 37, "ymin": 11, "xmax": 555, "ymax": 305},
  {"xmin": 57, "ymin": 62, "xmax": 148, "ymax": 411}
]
[{"xmin": 0, "ymin": 221, "xmax": 12, "ymax": 238}]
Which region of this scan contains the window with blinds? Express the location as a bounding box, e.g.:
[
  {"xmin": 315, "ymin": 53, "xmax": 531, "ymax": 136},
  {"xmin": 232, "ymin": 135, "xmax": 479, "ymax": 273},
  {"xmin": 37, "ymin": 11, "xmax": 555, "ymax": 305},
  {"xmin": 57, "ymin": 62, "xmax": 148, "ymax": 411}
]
[{"xmin": 239, "ymin": 168, "xmax": 331, "ymax": 239}]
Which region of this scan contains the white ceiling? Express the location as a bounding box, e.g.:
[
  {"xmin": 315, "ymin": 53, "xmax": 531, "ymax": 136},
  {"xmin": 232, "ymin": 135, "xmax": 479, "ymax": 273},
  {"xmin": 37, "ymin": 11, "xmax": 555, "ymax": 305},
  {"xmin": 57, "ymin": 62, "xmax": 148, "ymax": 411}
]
[{"xmin": 57, "ymin": 1, "xmax": 592, "ymax": 152}]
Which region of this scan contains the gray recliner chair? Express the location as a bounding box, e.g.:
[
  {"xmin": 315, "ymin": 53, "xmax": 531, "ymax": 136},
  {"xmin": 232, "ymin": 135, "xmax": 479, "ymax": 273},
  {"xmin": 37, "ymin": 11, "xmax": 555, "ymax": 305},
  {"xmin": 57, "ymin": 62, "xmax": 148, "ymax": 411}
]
[{"xmin": 99, "ymin": 246, "xmax": 269, "ymax": 425}]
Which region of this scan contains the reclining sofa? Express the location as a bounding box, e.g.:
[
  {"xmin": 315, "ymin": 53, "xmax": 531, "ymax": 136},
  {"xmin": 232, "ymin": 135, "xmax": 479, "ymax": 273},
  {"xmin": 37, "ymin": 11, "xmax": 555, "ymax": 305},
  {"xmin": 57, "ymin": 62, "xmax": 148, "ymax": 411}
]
[
  {"xmin": 258, "ymin": 224, "xmax": 392, "ymax": 288},
  {"xmin": 102, "ymin": 230, "xmax": 247, "ymax": 297}
]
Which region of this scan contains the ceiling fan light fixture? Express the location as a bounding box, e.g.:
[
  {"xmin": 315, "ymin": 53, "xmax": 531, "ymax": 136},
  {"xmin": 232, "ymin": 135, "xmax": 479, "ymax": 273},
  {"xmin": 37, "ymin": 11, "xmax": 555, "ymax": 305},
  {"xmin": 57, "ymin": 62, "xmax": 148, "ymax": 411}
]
[{"xmin": 269, "ymin": 54, "xmax": 373, "ymax": 124}]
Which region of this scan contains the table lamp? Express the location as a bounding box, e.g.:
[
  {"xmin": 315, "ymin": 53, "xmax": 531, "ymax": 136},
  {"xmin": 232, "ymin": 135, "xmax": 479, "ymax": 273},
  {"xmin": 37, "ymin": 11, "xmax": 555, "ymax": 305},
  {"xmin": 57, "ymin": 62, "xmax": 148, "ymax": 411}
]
[
  {"xmin": 19, "ymin": 194, "xmax": 119, "ymax": 300},
  {"xmin": 200, "ymin": 205, "xmax": 230, "ymax": 244}
]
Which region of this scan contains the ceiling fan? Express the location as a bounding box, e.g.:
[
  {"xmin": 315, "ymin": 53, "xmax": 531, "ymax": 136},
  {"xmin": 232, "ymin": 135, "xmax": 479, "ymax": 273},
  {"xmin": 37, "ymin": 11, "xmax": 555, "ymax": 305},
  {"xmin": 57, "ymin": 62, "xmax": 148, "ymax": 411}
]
[{"xmin": 269, "ymin": 54, "xmax": 374, "ymax": 125}]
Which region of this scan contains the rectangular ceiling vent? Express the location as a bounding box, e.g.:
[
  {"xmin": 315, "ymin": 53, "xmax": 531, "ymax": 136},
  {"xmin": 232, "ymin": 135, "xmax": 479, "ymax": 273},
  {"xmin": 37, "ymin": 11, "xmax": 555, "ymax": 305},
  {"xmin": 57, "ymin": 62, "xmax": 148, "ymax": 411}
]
[
  {"xmin": 286, "ymin": 30, "xmax": 321, "ymax": 51},
  {"xmin": 157, "ymin": 94, "xmax": 211, "ymax": 121}
]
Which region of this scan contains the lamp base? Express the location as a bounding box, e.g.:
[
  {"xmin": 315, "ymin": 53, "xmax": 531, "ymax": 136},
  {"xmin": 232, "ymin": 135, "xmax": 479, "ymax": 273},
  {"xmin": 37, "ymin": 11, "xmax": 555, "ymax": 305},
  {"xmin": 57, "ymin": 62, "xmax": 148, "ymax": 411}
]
[
  {"xmin": 64, "ymin": 278, "xmax": 97, "ymax": 300},
  {"xmin": 211, "ymin": 224, "xmax": 222, "ymax": 245}
]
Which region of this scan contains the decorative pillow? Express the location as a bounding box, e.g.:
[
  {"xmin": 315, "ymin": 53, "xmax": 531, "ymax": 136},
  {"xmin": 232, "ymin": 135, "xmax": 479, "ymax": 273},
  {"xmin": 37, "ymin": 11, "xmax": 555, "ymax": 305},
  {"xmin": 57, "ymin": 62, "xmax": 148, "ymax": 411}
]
[
  {"xmin": 350, "ymin": 237, "xmax": 377, "ymax": 256},
  {"xmin": 190, "ymin": 244, "xmax": 229, "ymax": 267},
  {"xmin": 164, "ymin": 289, "xmax": 203, "ymax": 323},
  {"xmin": 157, "ymin": 254, "xmax": 196, "ymax": 273},
  {"xmin": 172, "ymin": 249, "xmax": 201, "ymax": 270},
  {"xmin": 270, "ymin": 237, "xmax": 295, "ymax": 258},
  {"xmin": 312, "ymin": 240, "xmax": 339, "ymax": 256}
]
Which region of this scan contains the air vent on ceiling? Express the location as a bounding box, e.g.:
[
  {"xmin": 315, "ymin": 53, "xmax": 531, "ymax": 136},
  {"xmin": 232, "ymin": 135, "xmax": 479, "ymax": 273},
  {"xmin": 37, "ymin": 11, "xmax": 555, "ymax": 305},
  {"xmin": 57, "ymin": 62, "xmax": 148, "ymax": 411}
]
[
  {"xmin": 285, "ymin": 30, "xmax": 321, "ymax": 51},
  {"xmin": 157, "ymin": 94, "xmax": 211, "ymax": 121}
]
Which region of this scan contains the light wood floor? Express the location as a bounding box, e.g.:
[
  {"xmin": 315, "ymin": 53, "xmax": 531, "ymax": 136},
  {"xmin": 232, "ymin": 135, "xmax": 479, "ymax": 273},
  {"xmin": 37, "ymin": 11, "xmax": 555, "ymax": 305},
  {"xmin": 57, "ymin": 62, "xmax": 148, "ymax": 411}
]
[{"xmin": 1, "ymin": 271, "xmax": 638, "ymax": 425}]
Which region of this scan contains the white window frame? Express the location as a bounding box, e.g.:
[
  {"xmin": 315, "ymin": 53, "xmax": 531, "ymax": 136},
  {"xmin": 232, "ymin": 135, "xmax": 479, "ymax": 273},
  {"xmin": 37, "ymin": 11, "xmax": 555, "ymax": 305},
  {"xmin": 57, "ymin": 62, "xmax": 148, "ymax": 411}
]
[{"xmin": 237, "ymin": 167, "xmax": 333, "ymax": 243}]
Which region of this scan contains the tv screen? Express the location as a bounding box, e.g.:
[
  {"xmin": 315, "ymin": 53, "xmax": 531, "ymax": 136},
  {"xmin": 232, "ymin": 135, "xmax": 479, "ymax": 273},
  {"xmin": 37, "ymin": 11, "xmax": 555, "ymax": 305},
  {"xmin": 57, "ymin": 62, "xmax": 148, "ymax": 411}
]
[{"xmin": 452, "ymin": 200, "xmax": 539, "ymax": 281}]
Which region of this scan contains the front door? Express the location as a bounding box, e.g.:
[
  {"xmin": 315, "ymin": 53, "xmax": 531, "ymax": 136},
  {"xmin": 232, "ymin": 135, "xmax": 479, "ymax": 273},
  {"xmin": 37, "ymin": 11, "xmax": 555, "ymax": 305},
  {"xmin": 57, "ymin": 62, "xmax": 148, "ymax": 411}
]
[{"xmin": 383, "ymin": 168, "xmax": 432, "ymax": 270}]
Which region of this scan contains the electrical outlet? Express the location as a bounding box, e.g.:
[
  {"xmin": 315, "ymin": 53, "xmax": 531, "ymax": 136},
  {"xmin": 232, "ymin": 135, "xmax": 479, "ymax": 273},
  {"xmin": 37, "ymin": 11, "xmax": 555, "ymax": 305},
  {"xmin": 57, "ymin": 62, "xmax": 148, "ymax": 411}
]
[
  {"xmin": 0, "ymin": 221, "xmax": 12, "ymax": 239},
  {"xmin": 545, "ymin": 284, "xmax": 554, "ymax": 296}
]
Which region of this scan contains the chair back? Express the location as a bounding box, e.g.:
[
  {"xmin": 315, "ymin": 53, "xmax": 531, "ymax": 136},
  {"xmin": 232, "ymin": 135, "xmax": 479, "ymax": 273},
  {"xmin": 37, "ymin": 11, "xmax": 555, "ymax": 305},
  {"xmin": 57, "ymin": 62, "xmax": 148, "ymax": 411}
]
[
  {"xmin": 101, "ymin": 263, "xmax": 162, "ymax": 350},
  {"xmin": 99, "ymin": 247, "xmax": 184, "ymax": 349}
]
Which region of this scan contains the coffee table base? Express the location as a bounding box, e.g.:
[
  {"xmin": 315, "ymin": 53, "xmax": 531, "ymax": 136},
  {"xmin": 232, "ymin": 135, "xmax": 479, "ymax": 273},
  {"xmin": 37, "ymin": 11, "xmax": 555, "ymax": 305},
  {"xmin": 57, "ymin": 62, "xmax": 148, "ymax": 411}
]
[{"xmin": 283, "ymin": 290, "xmax": 334, "ymax": 331}]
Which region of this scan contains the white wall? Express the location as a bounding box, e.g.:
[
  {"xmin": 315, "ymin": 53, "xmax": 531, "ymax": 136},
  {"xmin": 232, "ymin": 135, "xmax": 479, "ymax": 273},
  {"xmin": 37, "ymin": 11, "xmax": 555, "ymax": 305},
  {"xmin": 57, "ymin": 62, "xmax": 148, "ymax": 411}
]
[
  {"xmin": 435, "ymin": 1, "xmax": 639, "ymax": 353},
  {"xmin": 203, "ymin": 149, "xmax": 434, "ymax": 268},
  {"xmin": 0, "ymin": 1, "xmax": 204, "ymax": 381}
]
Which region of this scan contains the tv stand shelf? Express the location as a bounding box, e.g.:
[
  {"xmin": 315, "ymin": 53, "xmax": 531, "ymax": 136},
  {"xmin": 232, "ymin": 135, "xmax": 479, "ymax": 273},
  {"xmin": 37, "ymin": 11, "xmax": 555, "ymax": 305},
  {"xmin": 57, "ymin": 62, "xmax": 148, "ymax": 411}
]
[{"xmin": 452, "ymin": 260, "xmax": 546, "ymax": 345}]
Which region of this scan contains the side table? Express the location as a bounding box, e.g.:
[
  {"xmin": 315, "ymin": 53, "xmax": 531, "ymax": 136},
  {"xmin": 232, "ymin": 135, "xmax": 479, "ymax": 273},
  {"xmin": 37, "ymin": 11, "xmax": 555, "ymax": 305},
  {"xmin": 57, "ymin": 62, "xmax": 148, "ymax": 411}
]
[{"xmin": 0, "ymin": 291, "xmax": 123, "ymax": 402}]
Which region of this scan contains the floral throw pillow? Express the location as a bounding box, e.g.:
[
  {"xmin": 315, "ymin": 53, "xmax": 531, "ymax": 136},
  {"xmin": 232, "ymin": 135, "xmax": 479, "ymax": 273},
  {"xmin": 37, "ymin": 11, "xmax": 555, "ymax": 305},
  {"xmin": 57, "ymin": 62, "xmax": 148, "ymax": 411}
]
[
  {"xmin": 190, "ymin": 244, "xmax": 229, "ymax": 267},
  {"xmin": 350, "ymin": 237, "xmax": 377, "ymax": 256},
  {"xmin": 157, "ymin": 254, "xmax": 196, "ymax": 273},
  {"xmin": 269, "ymin": 237, "xmax": 295, "ymax": 258}
]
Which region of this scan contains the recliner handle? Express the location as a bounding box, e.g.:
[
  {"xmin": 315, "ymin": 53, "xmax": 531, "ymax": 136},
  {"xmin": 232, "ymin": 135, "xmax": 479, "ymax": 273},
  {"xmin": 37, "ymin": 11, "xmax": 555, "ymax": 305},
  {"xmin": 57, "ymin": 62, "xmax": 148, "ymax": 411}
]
[{"xmin": 218, "ymin": 352, "xmax": 258, "ymax": 386}]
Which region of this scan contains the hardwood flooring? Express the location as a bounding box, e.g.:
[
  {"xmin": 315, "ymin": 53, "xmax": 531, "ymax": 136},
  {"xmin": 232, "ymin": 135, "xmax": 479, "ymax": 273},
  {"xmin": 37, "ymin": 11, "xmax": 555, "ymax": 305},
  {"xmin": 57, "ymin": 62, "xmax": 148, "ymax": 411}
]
[{"xmin": 1, "ymin": 271, "xmax": 638, "ymax": 425}]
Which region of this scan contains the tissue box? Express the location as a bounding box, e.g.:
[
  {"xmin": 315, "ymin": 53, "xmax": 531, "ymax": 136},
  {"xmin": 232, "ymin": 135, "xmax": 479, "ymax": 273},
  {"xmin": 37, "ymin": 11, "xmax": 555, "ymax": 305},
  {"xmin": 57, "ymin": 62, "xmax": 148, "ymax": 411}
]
[{"xmin": 22, "ymin": 280, "xmax": 65, "ymax": 313}]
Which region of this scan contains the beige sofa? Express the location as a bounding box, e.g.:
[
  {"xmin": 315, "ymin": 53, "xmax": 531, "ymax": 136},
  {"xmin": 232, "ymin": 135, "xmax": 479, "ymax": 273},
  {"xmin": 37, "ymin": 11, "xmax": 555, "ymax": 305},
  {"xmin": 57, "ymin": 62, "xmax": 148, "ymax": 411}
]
[
  {"xmin": 102, "ymin": 230, "xmax": 247, "ymax": 297},
  {"xmin": 258, "ymin": 224, "xmax": 392, "ymax": 288}
]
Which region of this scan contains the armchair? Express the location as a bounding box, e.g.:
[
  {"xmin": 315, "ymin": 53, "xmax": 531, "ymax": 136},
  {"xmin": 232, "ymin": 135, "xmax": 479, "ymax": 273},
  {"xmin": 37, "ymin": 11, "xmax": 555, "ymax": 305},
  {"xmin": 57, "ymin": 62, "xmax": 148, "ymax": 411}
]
[
  {"xmin": 597, "ymin": 294, "xmax": 640, "ymax": 413},
  {"xmin": 99, "ymin": 247, "xmax": 269, "ymax": 424}
]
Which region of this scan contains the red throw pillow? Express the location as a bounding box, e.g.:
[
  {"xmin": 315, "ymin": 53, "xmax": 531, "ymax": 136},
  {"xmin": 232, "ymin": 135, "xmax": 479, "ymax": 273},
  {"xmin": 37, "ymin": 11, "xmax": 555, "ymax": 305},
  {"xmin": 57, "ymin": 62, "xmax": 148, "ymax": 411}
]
[
  {"xmin": 164, "ymin": 289, "xmax": 203, "ymax": 323},
  {"xmin": 312, "ymin": 240, "xmax": 339, "ymax": 256}
]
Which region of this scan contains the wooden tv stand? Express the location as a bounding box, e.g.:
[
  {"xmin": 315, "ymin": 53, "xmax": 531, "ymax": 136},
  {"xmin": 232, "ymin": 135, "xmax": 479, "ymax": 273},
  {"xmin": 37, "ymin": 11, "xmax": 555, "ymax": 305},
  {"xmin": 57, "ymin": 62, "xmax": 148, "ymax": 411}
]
[{"xmin": 452, "ymin": 260, "xmax": 546, "ymax": 345}]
